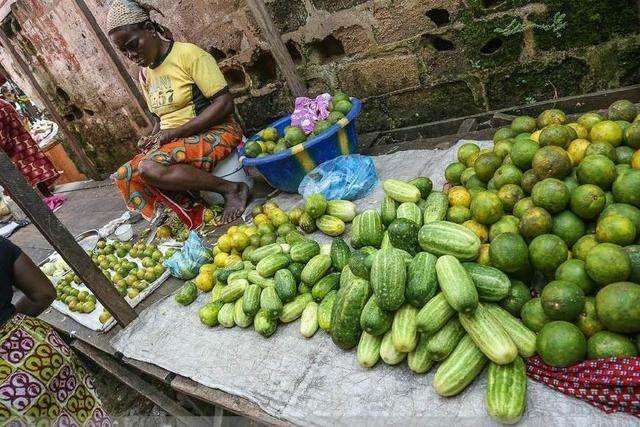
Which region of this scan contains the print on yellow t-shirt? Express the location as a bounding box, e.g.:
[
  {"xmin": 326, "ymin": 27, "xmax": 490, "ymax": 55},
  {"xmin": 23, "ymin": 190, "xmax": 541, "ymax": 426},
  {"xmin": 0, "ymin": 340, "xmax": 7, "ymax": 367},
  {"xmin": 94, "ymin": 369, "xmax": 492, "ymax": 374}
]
[{"xmin": 140, "ymin": 42, "xmax": 227, "ymax": 130}]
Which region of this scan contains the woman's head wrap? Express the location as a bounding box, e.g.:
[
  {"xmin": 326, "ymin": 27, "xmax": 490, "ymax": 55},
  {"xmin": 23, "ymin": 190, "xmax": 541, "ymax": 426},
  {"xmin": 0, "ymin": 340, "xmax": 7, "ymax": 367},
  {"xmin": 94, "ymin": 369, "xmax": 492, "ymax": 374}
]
[{"xmin": 106, "ymin": 0, "xmax": 163, "ymax": 33}]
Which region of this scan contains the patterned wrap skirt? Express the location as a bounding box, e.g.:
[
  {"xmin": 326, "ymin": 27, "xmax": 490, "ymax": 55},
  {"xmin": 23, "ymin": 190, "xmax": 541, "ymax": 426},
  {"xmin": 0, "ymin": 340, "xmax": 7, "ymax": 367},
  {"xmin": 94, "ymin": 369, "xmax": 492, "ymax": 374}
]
[
  {"xmin": 0, "ymin": 314, "xmax": 110, "ymax": 426},
  {"xmin": 0, "ymin": 100, "xmax": 60, "ymax": 189},
  {"xmin": 114, "ymin": 118, "xmax": 242, "ymax": 229}
]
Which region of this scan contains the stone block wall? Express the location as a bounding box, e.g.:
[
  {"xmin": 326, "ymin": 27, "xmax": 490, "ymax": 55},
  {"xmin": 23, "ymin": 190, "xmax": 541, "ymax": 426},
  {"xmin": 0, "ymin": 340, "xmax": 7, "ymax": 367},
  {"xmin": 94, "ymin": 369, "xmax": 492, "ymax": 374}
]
[{"xmin": 2, "ymin": 0, "xmax": 640, "ymax": 174}]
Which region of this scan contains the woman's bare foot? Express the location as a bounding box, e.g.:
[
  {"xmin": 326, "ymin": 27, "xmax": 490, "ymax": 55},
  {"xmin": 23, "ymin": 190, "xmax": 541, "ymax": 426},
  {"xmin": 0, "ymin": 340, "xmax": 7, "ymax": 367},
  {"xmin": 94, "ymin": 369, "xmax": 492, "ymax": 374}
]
[{"xmin": 222, "ymin": 182, "xmax": 249, "ymax": 224}]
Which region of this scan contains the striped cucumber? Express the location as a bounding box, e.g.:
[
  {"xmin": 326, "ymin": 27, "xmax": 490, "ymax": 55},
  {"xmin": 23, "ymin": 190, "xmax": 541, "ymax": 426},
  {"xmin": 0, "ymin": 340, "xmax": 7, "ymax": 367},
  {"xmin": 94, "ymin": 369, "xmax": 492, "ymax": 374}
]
[
  {"xmin": 357, "ymin": 332, "xmax": 382, "ymax": 368},
  {"xmin": 391, "ymin": 304, "xmax": 418, "ymax": 353},
  {"xmin": 274, "ymin": 269, "xmax": 297, "ymax": 303},
  {"xmin": 380, "ymin": 195, "xmax": 397, "ymax": 226},
  {"xmin": 416, "ymin": 292, "xmax": 456, "ymax": 334},
  {"xmin": 330, "ymin": 277, "xmax": 370, "ymax": 350},
  {"xmin": 484, "ymin": 304, "xmax": 536, "ymax": 357},
  {"xmin": 254, "ymin": 309, "xmax": 277, "ymax": 337},
  {"xmin": 300, "ymin": 302, "xmax": 319, "ymax": 338},
  {"xmin": 435, "ymin": 255, "xmax": 479, "ymax": 313},
  {"xmin": 462, "ymin": 262, "xmax": 511, "ymax": 302},
  {"xmin": 360, "ymin": 295, "xmax": 393, "ymax": 336},
  {"xmin": 301, "ymin": 254, "xmax": 332, "ymax": 285},
  {"xmin": 382, "ymin": 179, "xmax": 421, "ymax": 203},
  {"xmin": 433, "ymin": 335, "xmax": 488, "ymax": 397},
  {"xmin": 256, "ymin": 253, "xmax": 290, "ymax": 278},
  {"xmin": 214, "ymin": 279, "xmax": 248, "ymax": 303},
  {"xmin": 330, "ymin": 238, "xmax": 351, "ymax": 271},
  {"xmin": 379, "ymin": 330, "xmax": 406, "ymax": 365},
  {"xmin": 418, "ymin": 221, "xmax": 481, "ymax": 260},
  {"xmin": 397, "ymin": 202, "xmax": 423, "ymax": 227},
  {"xmin": 370, "ymin": 248, "xmax": 406, "ymax": 311},
  {"xmin": 356, "ymin": 209, "xmax": 384, "ymax": 248},
  {"xmin": 280, "ymin": 293, "xmax": 313, "ymax": 323},
  {"xmin": 234, "ymin": 298, "xmax": 253, "ymax": 328},
  {"xmin": 459, "ymin": 303, "xmax": 518, "ymax": 365},
  {"xmin": 248, "ymin": 243, "xmax": 282, "ymax": 263},
  {"xmin": 217, "ymin": 302, "xmax": 236, "ymax": 328},
  {"xmin": 408, "ymin": 334, "xmax": 435, "ymax": 374},
  {"xmin": 406, "ymin": 252, "xmax": 438, "ymax": 308},
  {"xmin": 290, "ymin": 240, "xmax": 320, "ymax": 263},
  {"xmin": 422, "ymin": 191, "xmax": 449, "ymax": 224},
  {"xmin": 318, "ymin": 291, "xmax": 337, "ymax": 331},
  {"xmin": 247, "ymin": 270, "xmax": 271, "ymax": 288},
  {"xmin": 260, "ymin": 286, "xmax": 283, "ymax": 318},
  {"xmin": 425, "ymin": 317, "xmax": 466, "ymax": 361},
  {"xmin": 340, "ymin": 265, "xmax": 355, "ymax": 289},
  {"xmin": 486, "ymin": 356, "xmax": 527, "ymax": 425},
  {"xmin": 242, "ymin": 284, "xmax": 262, "ymax": 317},
  {"xmin": 311, "ymin": 272, "xmax": 340, "ymax": 302}
]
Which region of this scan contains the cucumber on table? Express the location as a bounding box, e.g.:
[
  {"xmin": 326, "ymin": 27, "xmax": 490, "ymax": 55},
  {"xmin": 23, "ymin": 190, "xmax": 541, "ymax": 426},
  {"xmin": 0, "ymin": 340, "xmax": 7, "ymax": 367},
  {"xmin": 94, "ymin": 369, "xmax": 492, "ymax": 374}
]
[
  {"xmin": 391, "ymin": 304, "xmax": 418, "ymax": 353},
  {"xmin": 234, "ymin": 298, "xmax": 253, "ymax": 328},
  {"xmin": 406, "ymin": 252, "xmax": 438, "ymax": 308},
  {"xmin": 360, "ymin": 295, "xmax": 393, "ymax": 336},
  {"xmin": 260, "ymin": 286, "xmax": 283, "ymax": 318},
  {"xmin": 301, "ymin": 254, "xmax": 332, "ymax": 285},
  {"xmin": 433, "ymin": 335, "xmax": 488, "ymax": 397},
  {"xmin": 408, "ymin": 334, "xmax": 435, "ymax": 374},
  {"xmin": 486, "ymin": 356, "xmax": 527, "ymax": 425},
  {"xmin": 484, "ymin": 303, "xmax": 537, "ymax": 358},
  {"xmin": 462, "ymin": 262, "xmax": 511, "ymax": 302},
  {"xmin": 418, "ymin": 221, "xmax": 481, "ymax": 260},
  {"xmin": 217, "ymin": 302, "xmax": 236, "ymax": 328},
  {"xmin": 280, "ymin": 293, "xmax": 313, "ymax": 323},
  {"xmin": 330, "ymin": 277, "xmax": 370, "ymax": 350},
  {"xmin": 435, "ymin": 255, "xmax": 479, "ymax": 314},
  {"xmin": 426, "ymin": 317, "xmax": 466, "ymax": 361},
  {"xmin": 318, "ymin": 291, "xmax": 337, "ymax": 331},
  {"xmin": 300, "ymin": 302, "xmax": 319, "ymax": 338},
  {"xmin": 416, "ymin": 292, "xmax": 456, "ymax": 335},
  {"xmin": 254, "ymin": 309, "xmax": 277, "ymax": 337},
  {"xmin": 379, "ymin": 330, "xmax": 406, "ymax": 365},
  {"xmin": 459, "ymin": 303, "xmax": 518, "ymax": 365},
  {"xmin": 311, "ymin": 272, "xmax": 340, "ymax": 302},
  {"xmin": 242, "ymin": 284, "xmax": 261, "ymax": 317},
  {"xmin": 357, "ymin": 331, "xmax": 383, "ymax": 368},
  {"xmin": 274, "ymin": 269, "xmax": 297, "ymax": 303},
  {"xmin": 370, "ymin": 248, "xmax": 406, "ymax": 311},
  {"xmin": 330, "ymin": 238, "xmax": 351, "ymax": 271}
]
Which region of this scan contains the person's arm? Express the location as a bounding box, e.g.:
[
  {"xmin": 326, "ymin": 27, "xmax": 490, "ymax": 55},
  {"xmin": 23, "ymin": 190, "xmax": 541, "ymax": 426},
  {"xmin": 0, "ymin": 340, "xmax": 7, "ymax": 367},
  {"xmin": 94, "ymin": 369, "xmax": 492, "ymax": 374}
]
[
  {"xmin": 13, "ymin": 253, "xmax": 56, "ymax": 317},
  {"xmin": 164, "ymin": 91, "xmax": 234, "ymax": 140}
]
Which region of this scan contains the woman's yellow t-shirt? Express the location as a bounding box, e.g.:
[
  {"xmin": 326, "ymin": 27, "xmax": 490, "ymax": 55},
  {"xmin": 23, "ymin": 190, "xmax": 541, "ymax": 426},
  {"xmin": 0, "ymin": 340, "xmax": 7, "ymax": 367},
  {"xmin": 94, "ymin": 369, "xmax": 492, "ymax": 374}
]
[{"xmin": 139, "ymin": 42, "xmax": 227, "ymax": 130}]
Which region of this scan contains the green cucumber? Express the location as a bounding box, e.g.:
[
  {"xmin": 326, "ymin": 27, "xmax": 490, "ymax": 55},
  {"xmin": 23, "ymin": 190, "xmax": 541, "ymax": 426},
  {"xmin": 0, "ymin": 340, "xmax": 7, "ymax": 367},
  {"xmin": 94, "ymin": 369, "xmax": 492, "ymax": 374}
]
[
  {"xmin": 425, "ymin": 317, "xmax": 466, "ymax": 361},
  {"xmin": 198, "ymin": 302, "xmax": 223, "ymax": 327},
  {"xmin": 274, "ymin": 269, "xmax": 297, "ymax": 303},
  {"xmin": 422, "ymin": 191, "xmax": 449, "ymax": 224},
  {"xmin": 360, "ymin": 295, "xmax": 393, "ymax": 336},
  {"xmin": 254, "ymin": 309, "xmax": 277, "ymax": 337},
  {"xmin": 486, "ymin": 356, "xmax": 527, "ymax": 425},
  {"xmin": 247, "ymin": 270, "xmax": 270, "ymax": 287},
  {"xmin": 462, "ymin": 262, "xmax": 511, "ymax": 302},
  {"xmin": 418, "ymin": 220, "xmax": 481, "ymax": 260},
  {"xmin": 301, "ymin": 254, "xmax": 332, "ymax": 285},
  {"xmin": 214, "ymin": 279, "xmax": 248, "ymax": 303},
  {"xmin": 242, "ymin": 284, "xmax": 262, "ymax": 317},
  {"xmin": 330, "ymin": 277, "xmax": 370, "ymax": 349},
  {"xmin": 234, "ymin": 298, "xmax": 253, "ymax": 328},
  {"xmin": 311, "ymin": 272, "xmax": 340, "ymax": 301},
  {"xmin": 406, "ymin": 252, "xmax": 438, "ymax": 308},
  {"xmin": 290, "ymin": 240, "xmax": 320, "ymax": 263},
  {"xmin": 379, "ymin": 330, "xmax": 406, "ymax": 365},
  {"xmin": 370, "ymin": 248, "xmax": 406, "ymax": 311},
  {"xmin": 397, "ymin": 202, "xmax": 423, "ymax": 227},
  {"xmin": 391, "ymin": 304, "xmax": 418, "ymax": 353},
  {"xmin": 433, "ymin": 335, "xmax": 488, "ymax": 397},
  {"xmin": 484, "ymin": 304, "xmax": 537, "ymax": 358},
  {"xmin": 217, "ymin": 302, "xmax": 236, "ymax": 328},
  {"xmin": 348, "ymin": 250, "xmax": 372, "ymax": 280},
  {"xmin": 279, "ymin": 293, "xmax": 313, "ymax": 323},
  {"xmin": 459, "ymin": 303, "xmax": 518, "ymax": 365},
  {"xmin": 256, "ymin": 253, "xmax": 290, "ymax": 278},
  {"xmin": 300, "ymin": 302, "xmax": 319, "ymax": 338},
  {"xmin": 380, "ymin": 195, "xmax": 397, "ymax": 226},
  {"xmin": 435, "ymin": 255, "xmax": 479, "ymax": 313},
  {"xmin": 416, "ymin": 292, "xmax": 456, "ymax": 335},
  {"xmin": 340, "ymin": 265, "xmax": 355, "ymax": 288},
  {"xmin": 248, "ymin": 243, "xmax": 283, "ymax": 263},
  {"xmin": 408, "ymin": 334, "xmax": 435, "ymax": 374},
  {"xmin": 382, "ymin": 179, "xmax": 421, "ymax": 203},
  {"xmin": 260, "ymin": 286, "xmax": 283, "ymax": 318},
  {"xmin": 357, "ymin": 331, "xmax": 383, "ymax": 368},
  {"xmin": 330, "ymin": 238, "xmax": 351, "ymax": 271},
  {"xmin": 318, "ymin": 291, "xmax": 337, "ymax": 331}
]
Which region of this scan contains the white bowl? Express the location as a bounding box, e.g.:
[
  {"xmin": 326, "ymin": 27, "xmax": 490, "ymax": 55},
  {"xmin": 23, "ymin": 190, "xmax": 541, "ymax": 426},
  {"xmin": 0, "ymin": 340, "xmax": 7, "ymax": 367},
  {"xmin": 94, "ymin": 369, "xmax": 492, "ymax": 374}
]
[{"xmin": 115, "ymin": 224, "xmax": 133, "ymax": 241}]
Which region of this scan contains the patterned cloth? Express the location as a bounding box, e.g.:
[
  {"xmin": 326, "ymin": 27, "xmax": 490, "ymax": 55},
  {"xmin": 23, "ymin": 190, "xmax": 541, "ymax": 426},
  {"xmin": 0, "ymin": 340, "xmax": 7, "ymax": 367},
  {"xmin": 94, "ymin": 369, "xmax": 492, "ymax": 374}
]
[
  {"xmin": 527, "ymin": 355, "xmax": 640, "ymax": 417},
  {"xmin": 0, "ymin": 314, "xmax": 110, "ymax": 425},
  {"xmin": 106, "ymin": 0, "xmax": 162, "ymax": 33},
  {"xmin": 114, "ymin": 119, "xmax": 242, "ymax": 229},
  {"xmin": 0, "ymin": 100, "xmax": 60, "ymax": 189}
]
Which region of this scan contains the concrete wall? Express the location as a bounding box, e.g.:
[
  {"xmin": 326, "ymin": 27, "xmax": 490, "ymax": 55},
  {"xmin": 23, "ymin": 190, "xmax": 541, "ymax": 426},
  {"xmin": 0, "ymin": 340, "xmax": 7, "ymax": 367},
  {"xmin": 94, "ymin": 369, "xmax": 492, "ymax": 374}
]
[{"xmin": 2, "ymin": 0, "xmax": 640, "ymax": 174}]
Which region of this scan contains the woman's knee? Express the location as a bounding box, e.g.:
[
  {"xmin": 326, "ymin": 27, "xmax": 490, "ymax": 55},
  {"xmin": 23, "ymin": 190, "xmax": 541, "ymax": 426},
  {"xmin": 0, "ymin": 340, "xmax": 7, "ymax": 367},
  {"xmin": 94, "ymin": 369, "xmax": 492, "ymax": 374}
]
[{"xmin": 138, "ymin": 160, "xmax": 166, "ymax": 183}]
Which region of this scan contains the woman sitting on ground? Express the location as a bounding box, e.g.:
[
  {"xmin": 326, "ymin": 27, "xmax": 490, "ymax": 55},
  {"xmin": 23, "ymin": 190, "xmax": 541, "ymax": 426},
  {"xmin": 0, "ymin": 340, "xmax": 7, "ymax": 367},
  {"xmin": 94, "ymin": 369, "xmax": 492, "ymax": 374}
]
[
  {"xmin": 0, "ymin": 237, "xmax": 110, "ymax": 424},
  {"xmin": 106, "ymin": 0, "xmax": 248, "ymax": 227}
]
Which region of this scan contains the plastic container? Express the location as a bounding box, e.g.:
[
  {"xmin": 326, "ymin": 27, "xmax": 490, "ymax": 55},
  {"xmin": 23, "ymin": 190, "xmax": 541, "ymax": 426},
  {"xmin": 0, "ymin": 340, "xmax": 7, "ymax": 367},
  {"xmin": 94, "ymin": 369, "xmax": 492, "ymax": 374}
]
[
  {"xmin": 201, "ymin": 147, "xmax": 255, "ymax": 205},
  {"xmin": 115, "ymin": 224, "xmax": 133, "ymax": 241},
  {"xmin": 240, "ymin": 98, "xmax": 362, "ymax": 193}
]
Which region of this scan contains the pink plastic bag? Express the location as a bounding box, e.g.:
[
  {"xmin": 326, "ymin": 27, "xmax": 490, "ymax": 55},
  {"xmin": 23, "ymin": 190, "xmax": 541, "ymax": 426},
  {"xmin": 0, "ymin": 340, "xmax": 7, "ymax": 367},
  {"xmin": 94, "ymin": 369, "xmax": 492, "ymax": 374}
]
[{"xmin": 290, "ymin": 93, "xmax": 332, "ymax": 134}]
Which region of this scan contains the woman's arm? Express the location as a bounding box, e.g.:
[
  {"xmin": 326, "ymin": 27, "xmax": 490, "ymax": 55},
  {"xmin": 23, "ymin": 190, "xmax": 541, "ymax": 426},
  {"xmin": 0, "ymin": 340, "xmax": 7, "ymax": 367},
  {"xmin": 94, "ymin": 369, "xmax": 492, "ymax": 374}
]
[
  {"xmin": 13, "ymin": 253, "xmax": 56, "ymax": 317},
  {"xmin": 154, "ymin": 91, "xmax": 235, "ymax": 145}
]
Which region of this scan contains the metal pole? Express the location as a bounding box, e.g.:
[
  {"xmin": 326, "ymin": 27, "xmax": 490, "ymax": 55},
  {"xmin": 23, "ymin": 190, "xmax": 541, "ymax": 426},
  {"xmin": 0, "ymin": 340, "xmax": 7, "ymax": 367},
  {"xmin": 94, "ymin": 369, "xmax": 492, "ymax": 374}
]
[
  {"xmin": 0, "ymin": 150, "xmax": 137, "ymax": 327},
  {"xmin": 0, "ymin": 28, "xmax": 100, "ymax": 179}
]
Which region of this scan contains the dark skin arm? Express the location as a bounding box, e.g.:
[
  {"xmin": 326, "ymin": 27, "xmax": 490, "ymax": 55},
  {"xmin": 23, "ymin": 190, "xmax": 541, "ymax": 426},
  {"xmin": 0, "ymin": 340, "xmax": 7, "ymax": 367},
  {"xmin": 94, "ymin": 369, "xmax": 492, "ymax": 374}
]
[
  {"xmin": 140, "ymin": 90, "xmax": 234, "ymax": 148},
  {"xmin": 13, "ymin": 253, "xmax": 56, "ymax": 317}
]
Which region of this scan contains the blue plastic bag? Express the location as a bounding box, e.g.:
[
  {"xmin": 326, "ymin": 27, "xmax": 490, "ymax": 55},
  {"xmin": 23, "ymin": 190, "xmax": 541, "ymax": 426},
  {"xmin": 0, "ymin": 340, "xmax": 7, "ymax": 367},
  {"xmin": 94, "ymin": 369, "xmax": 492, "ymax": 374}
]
[
  {"xmin": 164, "ymin": 231, "xmax": 213, "ymax": 279},
  {"xmin": 298, "ymin": 155, "xmax": 378, "ymax": 201}
]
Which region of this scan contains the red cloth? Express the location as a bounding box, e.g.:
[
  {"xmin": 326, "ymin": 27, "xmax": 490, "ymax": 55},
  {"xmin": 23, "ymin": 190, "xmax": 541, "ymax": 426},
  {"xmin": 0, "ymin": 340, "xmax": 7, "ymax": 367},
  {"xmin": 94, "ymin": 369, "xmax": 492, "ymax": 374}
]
[
  {"xmin": 527, "ymin": 355, "xmax": 640, "ymax": 416},
  {"xmin": 0, "ymin": 99, "xmax": 60, "ymax": 188}
]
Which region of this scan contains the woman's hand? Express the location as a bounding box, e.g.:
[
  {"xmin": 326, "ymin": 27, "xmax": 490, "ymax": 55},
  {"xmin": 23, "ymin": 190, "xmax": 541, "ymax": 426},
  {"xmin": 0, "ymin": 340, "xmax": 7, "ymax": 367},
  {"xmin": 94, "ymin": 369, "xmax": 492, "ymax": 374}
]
[{"xmin": 137, "ymin": 129, "xmax": 176, "ymax": 150}]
